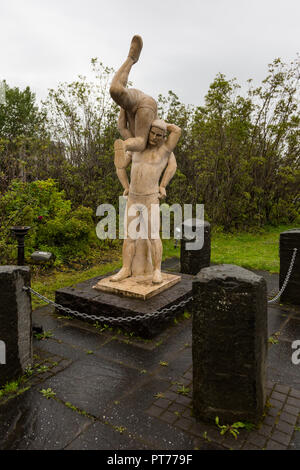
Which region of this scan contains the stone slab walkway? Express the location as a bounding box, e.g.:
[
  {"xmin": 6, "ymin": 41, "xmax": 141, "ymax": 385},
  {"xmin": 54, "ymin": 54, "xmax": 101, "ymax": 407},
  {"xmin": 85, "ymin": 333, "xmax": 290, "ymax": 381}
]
[{"xmin": 0, "ymin": 259, "xmax": 300, "ymax": 451}]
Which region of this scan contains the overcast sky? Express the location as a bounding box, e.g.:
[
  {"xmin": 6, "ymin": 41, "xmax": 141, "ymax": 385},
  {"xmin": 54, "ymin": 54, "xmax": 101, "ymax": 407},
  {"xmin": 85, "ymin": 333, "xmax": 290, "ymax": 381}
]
[{"xmin": 1, "ymin": 0, "xmax": 299, "ymax": 107}]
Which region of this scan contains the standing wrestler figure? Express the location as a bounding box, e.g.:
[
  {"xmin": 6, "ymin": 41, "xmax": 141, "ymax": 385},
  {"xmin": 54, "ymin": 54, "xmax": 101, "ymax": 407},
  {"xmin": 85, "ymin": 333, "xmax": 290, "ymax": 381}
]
[
  {"xmin": 109, "ymin": 35, "xmax": 158, "ymax": 161},
  {"xmin": 111, "ymin": 119, "xmax": 181, "ymax": 284}
]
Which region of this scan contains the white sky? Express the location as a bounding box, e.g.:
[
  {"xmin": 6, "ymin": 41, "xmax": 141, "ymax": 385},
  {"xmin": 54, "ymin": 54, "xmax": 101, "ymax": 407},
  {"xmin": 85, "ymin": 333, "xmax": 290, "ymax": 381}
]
[{"xmin": 1, "ymin": 0, "xmax": 299, "ymax": 107}]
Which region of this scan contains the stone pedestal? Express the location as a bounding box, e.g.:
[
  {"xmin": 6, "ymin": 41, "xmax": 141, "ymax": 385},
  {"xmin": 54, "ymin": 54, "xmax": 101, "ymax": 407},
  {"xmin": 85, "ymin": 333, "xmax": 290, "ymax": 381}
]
[
  {"xmin": 93, "ymin": 272, "xmax": 181, "ymax": 300},
  {"xmin": 192, "ymin": 264, "xmax": 268, "ymax": 424},
  {"xmin": 180, "ymin": 219, "xmax": 211, "ymax": 275},
  {"xmin": 0, "ymin": 266, "xmax": 32, "ymax": 387},
  {"xmin": 280, "ymin": 229, "xmax": 300, "ymax": 305},
  {"xmin": 56, "ymin": 272, "xmax": 193, "ymax": 339}
]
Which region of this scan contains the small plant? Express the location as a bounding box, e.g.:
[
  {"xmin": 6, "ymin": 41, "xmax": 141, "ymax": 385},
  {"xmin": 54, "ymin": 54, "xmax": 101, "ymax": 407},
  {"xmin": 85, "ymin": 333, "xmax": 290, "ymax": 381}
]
[
  {"xmin": 85, "ymin": 350, "xmax": 94, "ymax": 355},
  {"xmin": 140, "ymin": 369, "xmax": 147, "ymax": 375},
  {"xmin": 34, "ymin": 330, "xmax": 53, "ymax": 341},
  {"xmin": 64, "ymin": 401, "xmax": 88, "ymax": 416},
  {"xmin": 159, "ymin": 361, "xmax": 169, "ymax": 367},
  {"xmin": 154, "ymin": 392, "xmax": 165, "ymax": 399},
  {"xmin": 24, "ymin": 365, "xmax": 34, "ymax": 376},
  {"xmin": 0, "ymin": 380, "xmax": 20, "ymax": 397},
  {"xmin": 36, "ymin": 365, "xmax": 49, "ymax": 373},
  {"xmin": 40, "ymin": 388, "xmax": 56, "ymax": 399},
  {"xmin": 215, "ymin": 416, "xmax": 249, "ymax": 439},
  {"xmin": 177, "ymin": 385, "xmax": 190, "ymax": 396},
  {"xmin": 203, "ymin": 431, "xmax": 211, "ymax": 442},
  {"xmin": 114, "ymin": 426, "xmax": 126, "ymax": 434},
  {"xmin": 268, "ymin": 336, "xmax": 279, "ymax": 345}
]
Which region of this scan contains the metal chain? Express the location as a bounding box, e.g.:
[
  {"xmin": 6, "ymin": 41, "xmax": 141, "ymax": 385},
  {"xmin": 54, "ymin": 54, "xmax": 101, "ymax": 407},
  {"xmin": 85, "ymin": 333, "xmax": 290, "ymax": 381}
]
[
  {"xmin": 23, "ymin": 286, "xmax": 193, "ymax": 323},
  {"xmin": 23, "ymin": 247, "xmax": 297, "ymax": 318},
  {"xmin": 268, "ymin": 248, "xmax": 298, "ymax": 304}
]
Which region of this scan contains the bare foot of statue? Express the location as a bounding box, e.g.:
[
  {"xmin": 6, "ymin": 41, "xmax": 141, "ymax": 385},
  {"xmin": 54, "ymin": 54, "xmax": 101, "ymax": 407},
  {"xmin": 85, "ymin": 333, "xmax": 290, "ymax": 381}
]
[
  {"xmin": 128, "ymin": 35, "xmax": 143, "ymax": 64},
  {"xmin": 110, "ymin": 267, "xmax": 132, "ymax": 282},
  {"xmin": 152, "ymin": 269, "xmax": 163, "ymax": 284}
]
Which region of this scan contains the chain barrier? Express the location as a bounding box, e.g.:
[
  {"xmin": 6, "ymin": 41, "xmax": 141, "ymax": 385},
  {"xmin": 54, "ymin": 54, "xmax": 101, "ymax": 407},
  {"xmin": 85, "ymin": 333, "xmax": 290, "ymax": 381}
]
[
  {"xmin": 23, "ymin": 247, "xmax": 297, "ymax": 319},
  {"xmin": 268, "ymin": 248, "xmax": 297, "ymax": 304},
  {"xmin": 23, "ymin": 286, "xmax": 193, "ymax": 323}
]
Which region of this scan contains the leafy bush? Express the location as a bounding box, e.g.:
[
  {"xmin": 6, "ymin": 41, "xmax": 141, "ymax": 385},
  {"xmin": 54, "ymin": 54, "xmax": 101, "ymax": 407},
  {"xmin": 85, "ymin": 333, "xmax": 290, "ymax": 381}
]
[{"xmin": 0, "ymin": 179, "xmax": 100, "ymax": 265}]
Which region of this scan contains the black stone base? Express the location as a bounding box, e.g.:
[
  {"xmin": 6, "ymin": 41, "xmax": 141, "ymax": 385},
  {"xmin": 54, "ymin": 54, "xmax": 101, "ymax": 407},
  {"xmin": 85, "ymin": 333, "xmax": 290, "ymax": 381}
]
[{"xmin": 55, "ymin": 272, "xmax": 194, "ymax": 339}]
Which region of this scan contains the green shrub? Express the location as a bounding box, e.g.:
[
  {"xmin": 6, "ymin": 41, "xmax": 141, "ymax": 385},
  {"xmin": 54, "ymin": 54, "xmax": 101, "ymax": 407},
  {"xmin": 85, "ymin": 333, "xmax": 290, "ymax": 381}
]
[{"xmin": 0, "ymin": 179, "xmax": 99, "ymax": 265}]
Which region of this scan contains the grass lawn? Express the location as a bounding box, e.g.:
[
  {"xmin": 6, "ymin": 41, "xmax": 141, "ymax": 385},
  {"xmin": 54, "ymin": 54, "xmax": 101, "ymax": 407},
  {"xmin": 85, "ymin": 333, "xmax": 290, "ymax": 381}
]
[{"xmin": 31, "ymin": 224, "xmax": 297, "ymax": 309}]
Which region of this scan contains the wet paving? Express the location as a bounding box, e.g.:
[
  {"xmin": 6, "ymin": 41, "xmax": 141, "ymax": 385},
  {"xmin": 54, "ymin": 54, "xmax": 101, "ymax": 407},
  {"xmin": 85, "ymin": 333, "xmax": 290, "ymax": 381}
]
[{"xmin": 0, "ymin": 259, "xmax": 300, "ymax": 451}]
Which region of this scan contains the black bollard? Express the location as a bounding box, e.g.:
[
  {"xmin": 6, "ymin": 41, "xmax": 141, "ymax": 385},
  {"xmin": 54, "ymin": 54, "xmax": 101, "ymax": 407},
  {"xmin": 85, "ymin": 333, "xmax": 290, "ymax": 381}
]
[
  {"xmin": 0, "ymin": 266, "xmax": 32, "ymax": 386},
  {"xmin": 180, "ymin": 219, "xmax": 211, "ymax": 275},
  {"xmin": 280, "ymin": 229, "xmax": 300, "ymax": 305},
  {"xmin": 11, "ymin": 226, "xmax": 31, "ymax": 266},
  {"xmin": 192, "ymin": 264, "xmax": 268, "ymax": 424}
]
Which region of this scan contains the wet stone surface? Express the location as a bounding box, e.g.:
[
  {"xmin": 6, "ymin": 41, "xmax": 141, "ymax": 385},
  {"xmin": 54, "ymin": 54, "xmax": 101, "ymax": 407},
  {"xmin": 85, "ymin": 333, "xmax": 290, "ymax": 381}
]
[
  {"xmin": 0, "ymin": 265, "xmax": 300, "ymax": 450},
  {"xmin": 55, "ymin": 272, "xmax": 194, "ymax": 339}
]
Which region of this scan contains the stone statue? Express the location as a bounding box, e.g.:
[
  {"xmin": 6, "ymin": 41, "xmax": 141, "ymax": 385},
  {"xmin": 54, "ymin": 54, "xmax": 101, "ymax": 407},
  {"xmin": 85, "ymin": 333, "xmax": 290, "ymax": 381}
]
[
  {"xmin": 109, "ymin": 35, "xmax": 158, "ymax": 157},
  {"xmin": 109, "ymin": 35, "xmax": 181, "ymax": 285}
]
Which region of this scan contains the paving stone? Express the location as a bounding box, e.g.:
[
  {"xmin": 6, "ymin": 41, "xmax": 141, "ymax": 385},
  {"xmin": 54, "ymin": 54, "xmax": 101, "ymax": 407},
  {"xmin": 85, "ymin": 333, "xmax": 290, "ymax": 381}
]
[
  {"xmin": 279, "ymin": 412, "xmax": 298, "ymax": 426},
  {"xmin": 246, "ymin": 432, "xmax": 268, "ymax": 448},
  {"xmin": 283, "ymin": 404, "xmax": 299, "ymax": 416},
  {"xmin": 66, "ymin": 420, "xmax": 151, "ymax": 450},
  {"xmin": 271, "ymin": 391, "xmax": 287, "ymax": 402},
  {"xmin": 275, "ymin": 420, "xmax": 296, "ymax": 435},
  {"xmin": 274, "ymin": 384, "xmax": 291, "ymax": 394},
  {"xmin": 290, "ymin": 389, "xmax": 300, "ymax": 399},
  {"xmin": 174, "ymin": 394, "xmax": 192, "ymax": 406},
  {"xmin": 0, "ymin": 388, "xmax": 91, "ymax": 450},
  {"xmin": 286, "ymin": 396, "xmax": 300, "ymax": 408},
  {"xmin": 154, "ymin": 398, "xmax": 171, "ymax": 409},
  {"xmin": 222, "ymin": 435, "xmax": 245, "ymax": 450},
  {"xmin": 41, "ymin": 353, "xmax": 143, "ymax": 417},
  {"xmin": 159, "ymin": 410, "xmax": 178, "ymax": 425},
  {"xmin": 263, "ymin": 415, "xmax": 277, "ymax": 427},
  {"xmin": 167, "ymin": 403, "xmax": 187, "ymax": 414},
  {"xmin": 163, "ymin": 390, "xmax": 179, "ymax": 401},
  {"xmin": 269, "ymin": 398, "xmax": 284, "ymax": 409},
  {"xmin": 176, "ymin": 417, "xmax": 193, "ymax": 431},
  {"xmin": 270, "ymin": 430, "xmax": 292, "ymax": 446},
  {"xmin": 147, "ymin": 405, "xmax": 163, "ymax": 418},
  {"xmin": 242, "ymin": 442, "xmax": 260, "ymax": 450},
  {"xmin": 257, "ymin": 423, "xmax": 273, "ymax": 437},
  {"xmin": 265, "ymin": 439, "xmax": 287, "ymax": 450},
  {"xmin": 99, "ymin": 378, "xmax": 195, "ymax": 450},
  {"xmin": 267, "ymin": 406, "xmax": 281, "ymax": 417}
]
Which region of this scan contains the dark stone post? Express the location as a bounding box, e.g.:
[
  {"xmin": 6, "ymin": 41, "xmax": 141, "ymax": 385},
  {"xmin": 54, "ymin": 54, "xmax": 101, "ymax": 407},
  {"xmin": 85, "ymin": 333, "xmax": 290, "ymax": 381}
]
[
  {"xmin": 192, "ymin": 264, "xmax": 268, "ymax": 424},
  {"xmin": 180, "ymin": 219, "xmax": 211, "ymax": 275},
  {"xmin": 279, "ymin": 229, "xmax": 300, "ymax": 305},
  {"xmin": 0, "ymin": 266, "xmax": 32, "ymax": 387},
  {"xmin": 11, "ymin": 226, "xmax": 31, "ymax": 266}
]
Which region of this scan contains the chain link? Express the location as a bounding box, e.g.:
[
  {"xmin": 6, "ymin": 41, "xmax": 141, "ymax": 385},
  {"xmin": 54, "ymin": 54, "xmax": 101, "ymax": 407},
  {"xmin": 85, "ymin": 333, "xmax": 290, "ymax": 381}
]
[
  {"xmin": 23, "ymin": 247, "xmax": 297, "ymax": 318},
  {"xmin": 23, "ymin": 286, "xmax": 193, "ymax": 323},
  {"xmin": 268, "ymin": 248, "xmax": 297, "ymax": 304}
]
